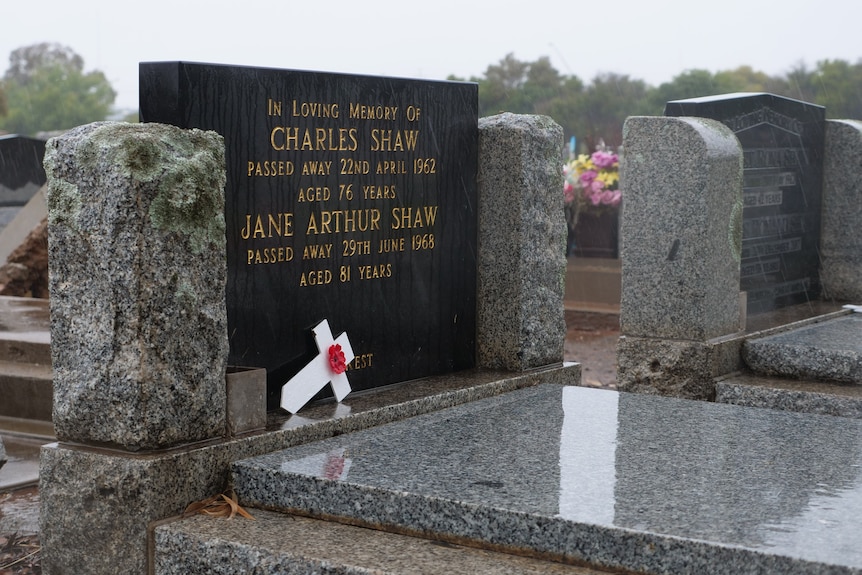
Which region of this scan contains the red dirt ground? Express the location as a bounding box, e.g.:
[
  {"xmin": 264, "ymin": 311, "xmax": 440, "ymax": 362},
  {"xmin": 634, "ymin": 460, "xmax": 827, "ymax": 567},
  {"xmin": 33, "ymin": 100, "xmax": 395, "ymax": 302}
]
[{"xmin": 564, "ymin": 310, "xmax": 619, "ymax": 389}]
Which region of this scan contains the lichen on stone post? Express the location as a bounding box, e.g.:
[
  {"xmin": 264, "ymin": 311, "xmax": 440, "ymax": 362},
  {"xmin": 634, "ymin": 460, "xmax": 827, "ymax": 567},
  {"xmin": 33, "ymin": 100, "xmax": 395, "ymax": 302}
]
[{"xmin": 44, "ymin": 121, "xmax": 228, "ymax": 451}]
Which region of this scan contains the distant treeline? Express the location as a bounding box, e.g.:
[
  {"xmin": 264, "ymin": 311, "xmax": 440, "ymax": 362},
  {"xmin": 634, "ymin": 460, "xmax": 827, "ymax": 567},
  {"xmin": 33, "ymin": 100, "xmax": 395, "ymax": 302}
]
[
  {"xmin": 450, "ymin": 53, "xmax": 862, "ymax": 150},
  {"xmin": 3, "ymin": 44, "xmax": 860, "ymax": 144}
]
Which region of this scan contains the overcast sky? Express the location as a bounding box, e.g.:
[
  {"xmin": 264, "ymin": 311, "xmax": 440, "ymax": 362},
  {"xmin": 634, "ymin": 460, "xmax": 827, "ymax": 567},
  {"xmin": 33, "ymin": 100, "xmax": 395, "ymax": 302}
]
[{"xmin": 3, "ymin": 0, "xmax": 860, "ymax": 111}]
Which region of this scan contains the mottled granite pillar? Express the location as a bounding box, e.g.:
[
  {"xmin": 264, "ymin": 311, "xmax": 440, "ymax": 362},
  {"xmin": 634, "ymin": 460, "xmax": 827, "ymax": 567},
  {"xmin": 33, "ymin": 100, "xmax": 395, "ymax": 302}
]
[
  {"xmin": 44, "ymin": 121, "xmax": 228, "ymax": 451},
  {"xmin": 40, "ymin": 121, "xmax": 228, "ymax": 575},
  {"xmin": 820, "ymin": 120, "xmax": 862, "ymax": 302},
  {"xmin": 477, "ymin": 113, "xmax": 567, "ymax": 371},
  {"xmin": 618, "ymin": 117, "xmax": 744, "ymax": 399}
]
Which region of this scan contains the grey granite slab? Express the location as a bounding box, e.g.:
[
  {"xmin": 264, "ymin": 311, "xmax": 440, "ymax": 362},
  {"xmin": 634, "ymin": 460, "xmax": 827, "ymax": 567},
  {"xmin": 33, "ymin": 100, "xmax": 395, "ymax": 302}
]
[
  {"xmin": 235, "ymin": 385, "xmax": 862, "ymax": 575},
  {"xmin": 155, "ymin": 509, "xmax": 613, "ymax": 575},
  {"xmin": 717, "ymin": 373, "xmax": 862, "ymax": 418},
  {"xmin": 744, "ymin": 314, "xmax": 862, "ymax": 383}
]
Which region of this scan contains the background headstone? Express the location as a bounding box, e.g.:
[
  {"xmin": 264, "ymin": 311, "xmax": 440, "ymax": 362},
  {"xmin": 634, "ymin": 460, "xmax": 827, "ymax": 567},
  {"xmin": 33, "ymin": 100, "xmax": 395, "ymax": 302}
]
[
  {"xmin": 45, "ymin": 121, "xmax": 228, "ymax": 451},
  {"xmin": 140, "ymin": 62, "xmax": 478, "ymax": 408},
  {"xmin": 618, "ymin": 116, "xmax": 743, "ymax": 398},
  {"xmin": 620, "ymin": 116, "xmax": 742, "ymax": 341},
  {"xmin": 0, "ymin": 135, "xmax": 47, "ymax": 234},
  {"xmin": 0, "ymin": 184, "xmax": 47, "ymax": 268},
  {"xmin": 820, "ymin": 120, "xmax": 862, "ymax": 301},
  {"xmin": 665, "ymin": 93, "xmax": 826, "ymax": 314}
]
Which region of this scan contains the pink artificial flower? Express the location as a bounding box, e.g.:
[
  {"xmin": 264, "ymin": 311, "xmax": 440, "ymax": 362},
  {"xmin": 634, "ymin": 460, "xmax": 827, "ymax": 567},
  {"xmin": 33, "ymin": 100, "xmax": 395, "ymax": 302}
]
[
  {"xmin": 591, "ymin": 151, "xmax": 618, "ymax": 169},
  {"xmin": 564, "ymin": 181, "xmax": 576, "ymax": 203},
  {"xmin": 590, "ymin": 179, "xmax": 605, "ymax": 194},
  {"xmin": 599, "ymin": 190, "xmax": 617, "ymax": 205},
  {"xmin": 579, "ymin": 170, "xmax": 597, "ymax": 185},
  {"xmin": 607, "ymin": 190, "xmax": 622, "ymax": 206}
]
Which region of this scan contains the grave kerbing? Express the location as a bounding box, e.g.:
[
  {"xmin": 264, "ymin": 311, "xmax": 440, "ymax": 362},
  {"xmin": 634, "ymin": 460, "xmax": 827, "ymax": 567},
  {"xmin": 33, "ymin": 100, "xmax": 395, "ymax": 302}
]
[{"xmin": 44, "ymin": 121, "xmax": 228, "ymax": 451}]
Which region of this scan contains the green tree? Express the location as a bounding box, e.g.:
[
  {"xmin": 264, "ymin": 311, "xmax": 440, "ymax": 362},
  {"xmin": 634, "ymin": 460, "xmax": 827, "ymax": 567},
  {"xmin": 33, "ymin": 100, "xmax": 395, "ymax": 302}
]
[
  {"xmin": 644, "ymin": 66, "xmax": 790, "ymax": 116},
  {"xmin": 573, "ymin": 73, "xmax": 650, "ymax": 149},
  {"xmin": 467, "ymin": 53, "xmax": 582, "ymax": 120},
  {"xmin": 713, "ymin": 65, "xmax": 780, "ymax": 93},
  {"xmin": 780, "ymin": 61, "xmax": 818, "ymax": 104},
  {"xmin": 806, "ymin": 59, "xmax": 862, "ymax": 119},
  {"xmin": 0, "ymin": 43, "xmax": 115, "ymax": 135},
  {"xmin": 472, "ymin": 53, "xmax": 532, "ymax": 116},
  {"xmin": 646, "ymin": 69, "xmax": 723, "ymax": 115},
  {"xmin": 542, "ymin": 75, "xmax": 585, "ymax": 141}
]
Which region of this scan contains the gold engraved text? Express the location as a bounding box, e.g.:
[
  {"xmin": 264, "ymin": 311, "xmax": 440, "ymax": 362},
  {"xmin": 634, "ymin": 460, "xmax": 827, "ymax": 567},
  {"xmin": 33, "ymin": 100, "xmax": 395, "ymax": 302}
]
[
  {"xmin": 390, "ymin": 206, "xmax": 438, "ymax": 229},
  {"xmin": 248, "ymin": 160, "xmax": 295, "ymax": 177},
  {"xmin": 270, "ymin": 127, "xmax": 358, "ymax": 152},
  {"xmin": 241, "ymin": 213, "xmax": 295, "ymax": 239},
  {"xmin": 349, "ymin": 103, "xmax": 398, "ymax": 120},
  {"xmin": 306, "ymin": 209, "xmax": 382, "ymax": 235},
  {"xmin": 363, "ymin": 184, "xmax": 396, "ymax": 200},
  {"xmin": 369, "ymin": 129, "xmax": 419, "ymax": 152},
  {"xmin": 291, "ymin": 100, "xmax": 339, "ymax": 119}
]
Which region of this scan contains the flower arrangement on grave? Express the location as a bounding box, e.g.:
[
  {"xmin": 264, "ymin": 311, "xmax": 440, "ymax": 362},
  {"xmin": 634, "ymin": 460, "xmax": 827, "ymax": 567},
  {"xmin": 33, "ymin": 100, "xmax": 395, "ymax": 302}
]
[{"xmin": 563, "ymin": 141, "xmax": 621, "ymax": 231}]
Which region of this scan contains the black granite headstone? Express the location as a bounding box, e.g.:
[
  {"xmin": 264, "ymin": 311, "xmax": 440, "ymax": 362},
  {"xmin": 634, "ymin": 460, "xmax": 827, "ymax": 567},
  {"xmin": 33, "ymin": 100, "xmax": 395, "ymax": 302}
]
[
  {"xmin": 0, "ymin": 135, "xmax": 47, "ymax": 205},
  {"xmin": 665, "ymin": 93, "xmax": 825, "ymax": 314},
  {"xmin": 140, "ymin": 62, "xmax": 478, "ymax": 409}
]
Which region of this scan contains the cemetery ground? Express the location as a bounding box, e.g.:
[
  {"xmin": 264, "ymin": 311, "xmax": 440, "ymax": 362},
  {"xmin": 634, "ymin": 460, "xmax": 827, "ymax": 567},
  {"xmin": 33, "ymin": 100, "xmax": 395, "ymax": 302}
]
[{"xmin": 0, "ymin": 307, "xmax": 619, "ymax": 574}]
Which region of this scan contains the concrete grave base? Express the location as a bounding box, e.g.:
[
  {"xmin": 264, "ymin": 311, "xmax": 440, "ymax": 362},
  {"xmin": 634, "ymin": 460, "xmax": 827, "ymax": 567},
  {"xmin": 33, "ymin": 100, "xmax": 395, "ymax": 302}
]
[{"xmin": 617, "ymin": 334, "xmax": 744, "ymax": 400}]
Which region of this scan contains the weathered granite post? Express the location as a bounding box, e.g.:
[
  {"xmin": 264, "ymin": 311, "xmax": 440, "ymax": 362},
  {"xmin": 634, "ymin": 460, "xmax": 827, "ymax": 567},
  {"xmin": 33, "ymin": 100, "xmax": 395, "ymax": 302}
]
[
  {"xmin": 618, "ymin": 116, "xmax": 744, "ymax": 399},
  {"xmin": 40, "ymin": 122, "xmax": 228, "ymax": 573},
  {"xmin": 45, "ymin": 122, "xmax": 228, "ymax": 450},
  {"xmin": 476, "ymin": 113, "xmax": 567, "ymax": 371},
  {"xmin": 820, "ymin": 120, "xmax": 862, "ymax": 302}
]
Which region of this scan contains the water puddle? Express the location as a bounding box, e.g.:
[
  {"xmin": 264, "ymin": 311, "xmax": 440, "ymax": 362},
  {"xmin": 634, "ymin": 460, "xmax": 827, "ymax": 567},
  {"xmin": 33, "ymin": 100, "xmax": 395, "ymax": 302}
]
[{"xmin": 0, "ymin": 486, "xmax": 40, "ymax": 534}]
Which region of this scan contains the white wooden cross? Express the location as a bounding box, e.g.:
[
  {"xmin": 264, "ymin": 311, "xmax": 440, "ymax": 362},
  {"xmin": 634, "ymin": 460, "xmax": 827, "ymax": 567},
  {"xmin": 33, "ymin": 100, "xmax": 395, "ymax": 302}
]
[{"xmin": 280, "ymin": 319, "xmax": 355, "ymax": 414}]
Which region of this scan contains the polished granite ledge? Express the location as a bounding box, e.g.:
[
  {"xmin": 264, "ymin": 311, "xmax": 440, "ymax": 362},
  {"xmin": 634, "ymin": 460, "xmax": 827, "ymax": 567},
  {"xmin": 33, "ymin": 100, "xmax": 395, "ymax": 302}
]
[
  {"xmin": 743, "ymin": 314, "xmax": 862, "ymax": 383},
  {"xmin": 716, "ymin": 373, "xmax": 862, "ymax": 419},
  {"xmin": 234, "ymin": 385, "xmax": 862, "ymax": 575}
]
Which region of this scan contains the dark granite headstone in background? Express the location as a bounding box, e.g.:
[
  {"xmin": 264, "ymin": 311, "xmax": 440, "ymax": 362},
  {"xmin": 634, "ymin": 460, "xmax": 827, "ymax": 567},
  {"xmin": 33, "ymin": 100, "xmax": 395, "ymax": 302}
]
[
  {"xmin": 140, "ymin": 62, "xmax": 478, "ymax": 408},
  {"xmin": 0, "ymin": 135, "xmax": 47, "ymax": 232},
  {"xmin": 665, "ymin": 93, "xmax": 825, "ymax": 314},
  {"xmin": 0, "ymin": 135, "xmax": 47, "ymax": 205}
]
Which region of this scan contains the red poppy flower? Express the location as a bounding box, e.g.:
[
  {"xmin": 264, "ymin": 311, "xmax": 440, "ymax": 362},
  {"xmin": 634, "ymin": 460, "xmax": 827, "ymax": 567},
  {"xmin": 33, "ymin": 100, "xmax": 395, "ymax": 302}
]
[{"xmin": 328, "ymin": 344, "xmax": 347, "ymax": 374}]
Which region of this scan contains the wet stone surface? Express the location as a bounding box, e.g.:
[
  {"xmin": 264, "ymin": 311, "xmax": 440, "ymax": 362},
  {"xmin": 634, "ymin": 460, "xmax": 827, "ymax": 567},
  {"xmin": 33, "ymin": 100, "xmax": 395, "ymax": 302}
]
[
  {"xmin": 0, "ymin": 486, "xmax": 39, "ymax": 534},
  {"xmin": 744, "ymin": 314, "xmax": 862, "ymax": 383},
  {"xmin": 234, "ymin": 384, "xmax": 862, "ymax": 575}
]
